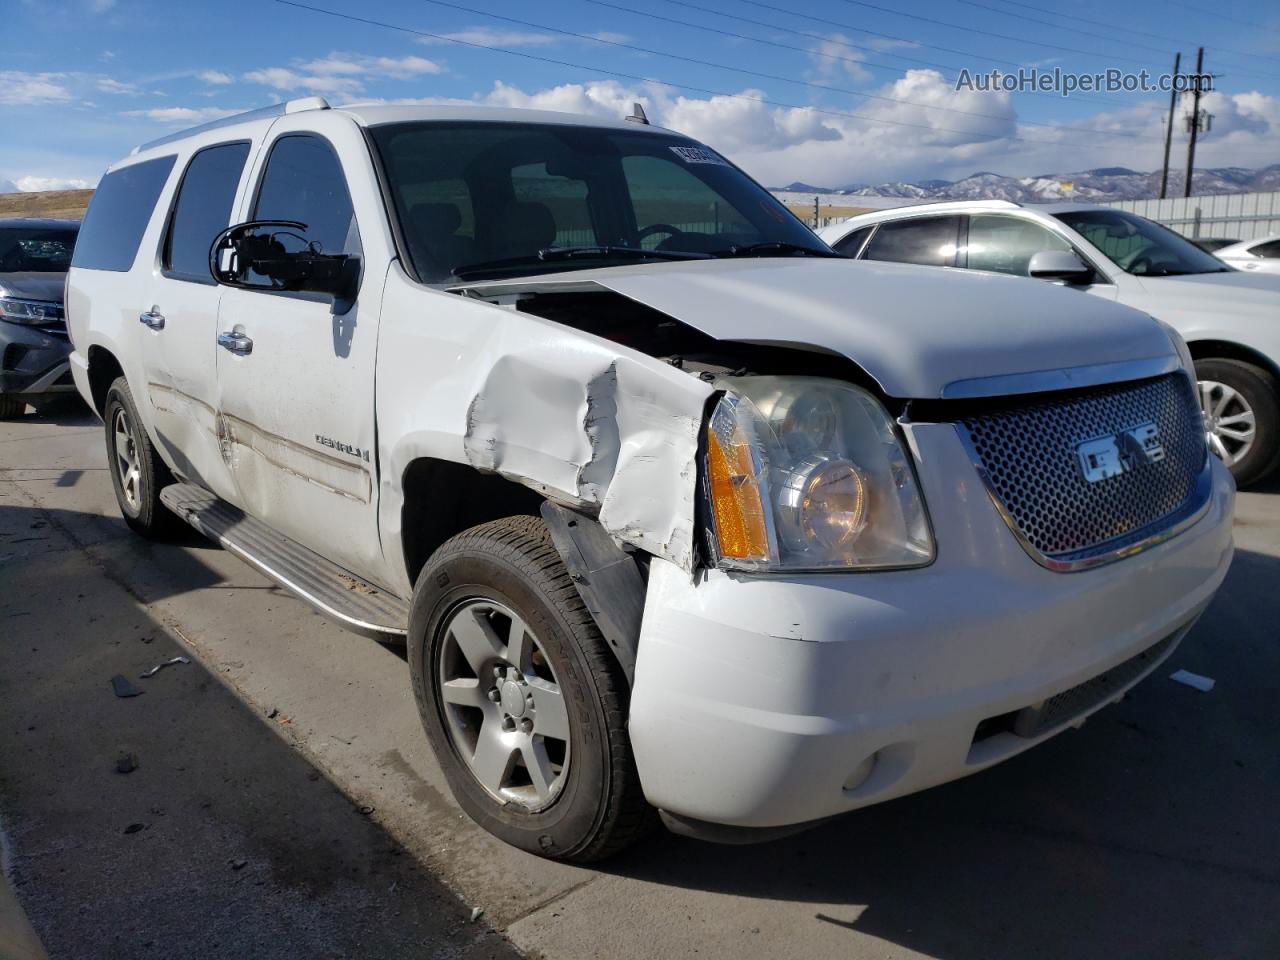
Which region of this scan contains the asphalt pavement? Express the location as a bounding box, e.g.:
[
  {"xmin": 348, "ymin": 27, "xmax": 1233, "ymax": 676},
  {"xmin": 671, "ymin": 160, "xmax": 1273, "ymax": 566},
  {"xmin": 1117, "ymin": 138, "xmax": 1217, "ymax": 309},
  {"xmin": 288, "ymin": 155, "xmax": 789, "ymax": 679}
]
[{"xmin": 2, "ymin": 397, "xmax": 1278, "ymax": 960}]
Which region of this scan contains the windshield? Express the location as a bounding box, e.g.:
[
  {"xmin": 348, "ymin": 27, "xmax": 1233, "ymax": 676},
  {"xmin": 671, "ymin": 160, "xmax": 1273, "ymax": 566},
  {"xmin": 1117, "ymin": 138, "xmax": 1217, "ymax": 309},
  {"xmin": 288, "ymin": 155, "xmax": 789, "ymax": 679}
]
[
  {"xmin": 1053, "ymin": 210, "xmax": 1231, "ymax": 277},
  {"xmin": 0, "ymin": 226, "xmax": 78, "ymax": 274},
  {"xmin": 369, "ymin": 121, "xmax": 832, "ymax": 282}
]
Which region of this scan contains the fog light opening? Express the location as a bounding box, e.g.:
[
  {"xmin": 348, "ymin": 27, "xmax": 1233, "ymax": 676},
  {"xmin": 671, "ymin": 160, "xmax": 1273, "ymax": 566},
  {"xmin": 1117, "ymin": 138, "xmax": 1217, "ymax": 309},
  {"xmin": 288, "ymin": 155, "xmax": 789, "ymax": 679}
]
[{"xmin": 842, "ymin": 753, "xmax": 877, "ymax": 792}]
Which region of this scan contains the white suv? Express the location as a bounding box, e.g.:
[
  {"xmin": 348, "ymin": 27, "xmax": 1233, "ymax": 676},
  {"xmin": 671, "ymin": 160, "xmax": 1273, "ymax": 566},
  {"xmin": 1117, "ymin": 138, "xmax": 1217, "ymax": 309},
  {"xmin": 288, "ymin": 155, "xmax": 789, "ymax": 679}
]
[
  {"xmin": 69, "ymin": 98, "xmax": 1234, "ymax": 860},
  {"xmin": 819, "ymin": 201, "xmax": 1280, "ymax": 486}
]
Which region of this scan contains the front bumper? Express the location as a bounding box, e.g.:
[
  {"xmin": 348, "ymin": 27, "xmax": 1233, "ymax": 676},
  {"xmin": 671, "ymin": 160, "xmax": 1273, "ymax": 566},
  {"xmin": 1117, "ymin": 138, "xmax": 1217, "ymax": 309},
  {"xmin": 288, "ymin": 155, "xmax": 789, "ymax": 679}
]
[
  {"xmin": 0, "ymin": 320, "xmax": 74, "ymax": 398},
  {"xmin": 628, "ymin": 421, "xmax": 1235, "ymax": 831}
]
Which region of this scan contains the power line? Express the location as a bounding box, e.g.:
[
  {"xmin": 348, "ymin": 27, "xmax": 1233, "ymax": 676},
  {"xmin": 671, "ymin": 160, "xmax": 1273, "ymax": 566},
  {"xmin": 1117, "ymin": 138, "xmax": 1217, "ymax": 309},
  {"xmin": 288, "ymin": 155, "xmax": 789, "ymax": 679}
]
[
  {"xmin": 270, "ymin": 0, "xmax": 1159, "ymax": 147},
  {"xmin": 952, "ymin": 0, "xmax": 1280, "ymax": 79},
  {"xmin": 591, "ymin": 0, "xmax": 1132, "ymax": 109},
  {"xmin": 651, "ymin": 0, "xmax": 1131, "ymax": 107},
  {"xmin": 412, "ymin": 0, "xmax": 1159, "ymax": 136},
  {"xmin": 823, "ymin": 0, "xmax": 1169, "ymax": 69}
]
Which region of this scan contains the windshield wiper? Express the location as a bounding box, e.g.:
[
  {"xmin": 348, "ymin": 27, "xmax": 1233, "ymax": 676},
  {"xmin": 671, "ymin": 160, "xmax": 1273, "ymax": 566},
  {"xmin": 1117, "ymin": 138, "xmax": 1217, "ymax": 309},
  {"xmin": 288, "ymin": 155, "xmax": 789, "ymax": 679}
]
[
  {"xmin": 720, "ymin": 241, "xmax": 843, "ymax": 259},
  {"xmin": 451, "ymin": 245, "xmax": 711, "ymax": 280}
]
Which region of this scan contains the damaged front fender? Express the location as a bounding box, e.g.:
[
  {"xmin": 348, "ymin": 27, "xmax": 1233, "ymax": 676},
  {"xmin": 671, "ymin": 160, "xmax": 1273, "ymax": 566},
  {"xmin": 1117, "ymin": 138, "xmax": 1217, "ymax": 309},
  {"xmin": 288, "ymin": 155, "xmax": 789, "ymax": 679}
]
[{"xmin": 375, "ymin": 266, "xmax": 713, "ymax": 590}]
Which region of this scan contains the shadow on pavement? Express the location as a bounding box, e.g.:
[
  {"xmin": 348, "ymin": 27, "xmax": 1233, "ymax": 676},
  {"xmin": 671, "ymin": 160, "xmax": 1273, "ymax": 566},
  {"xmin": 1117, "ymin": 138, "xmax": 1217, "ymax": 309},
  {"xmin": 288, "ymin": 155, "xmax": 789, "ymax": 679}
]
[
  {"xmin": 598, "ymin": 547, "xmax": 1280, "ymax": 960},
  {"xmin": 0, "ymin": 502, "xmax": 519, "ymax": 960}
]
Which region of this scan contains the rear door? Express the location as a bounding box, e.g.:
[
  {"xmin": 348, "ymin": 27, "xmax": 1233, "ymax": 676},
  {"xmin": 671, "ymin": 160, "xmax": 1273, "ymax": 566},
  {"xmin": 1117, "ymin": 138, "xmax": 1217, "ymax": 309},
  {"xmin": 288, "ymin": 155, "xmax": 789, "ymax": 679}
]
[
  {"xmin": 142, "ymin": 140, "xmax": 254, "ymax": 499},
  {"xmin": 214, "ymin": 113, "xmax": 388, "ymax": 582}
]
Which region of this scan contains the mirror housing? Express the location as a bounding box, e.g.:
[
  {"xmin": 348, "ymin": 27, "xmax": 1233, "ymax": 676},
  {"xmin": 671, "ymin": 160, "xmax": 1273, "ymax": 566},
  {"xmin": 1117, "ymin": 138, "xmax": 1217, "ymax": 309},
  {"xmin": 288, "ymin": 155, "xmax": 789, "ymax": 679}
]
[
  {"xmin": 1027, "ymin": 249, "xmax": 1093, "ymax": 284},
  {"xmin": 209, "ymin": 220, "xmax": 360, "ymax": 312}
]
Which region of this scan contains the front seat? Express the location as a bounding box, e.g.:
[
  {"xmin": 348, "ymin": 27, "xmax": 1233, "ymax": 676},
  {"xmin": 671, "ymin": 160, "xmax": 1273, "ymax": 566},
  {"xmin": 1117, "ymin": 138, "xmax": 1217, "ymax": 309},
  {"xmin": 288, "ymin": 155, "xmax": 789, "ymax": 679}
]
[
  {"xmin": 407, "ymin": 202, "xmax": 476, "ymax": 277},
  {"xmin": 488, "ymin": 201, "xmax": 557, "ymax": 261}
]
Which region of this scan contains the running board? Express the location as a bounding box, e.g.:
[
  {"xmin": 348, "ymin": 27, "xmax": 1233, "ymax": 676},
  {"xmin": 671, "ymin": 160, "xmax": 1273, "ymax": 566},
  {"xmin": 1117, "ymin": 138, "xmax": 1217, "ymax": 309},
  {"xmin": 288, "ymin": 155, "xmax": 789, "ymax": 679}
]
[{"xmin": 160, "ymin": 483, "xmax": 409, "ymax": 639}]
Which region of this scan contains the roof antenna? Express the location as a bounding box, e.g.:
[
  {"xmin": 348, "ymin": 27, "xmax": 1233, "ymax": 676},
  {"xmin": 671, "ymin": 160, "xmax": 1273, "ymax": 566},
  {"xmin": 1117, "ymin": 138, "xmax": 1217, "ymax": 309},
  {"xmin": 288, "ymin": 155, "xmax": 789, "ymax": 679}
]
[{"xmin": 625, "ymin": 102, "xmax": 649, "ymax": 125}]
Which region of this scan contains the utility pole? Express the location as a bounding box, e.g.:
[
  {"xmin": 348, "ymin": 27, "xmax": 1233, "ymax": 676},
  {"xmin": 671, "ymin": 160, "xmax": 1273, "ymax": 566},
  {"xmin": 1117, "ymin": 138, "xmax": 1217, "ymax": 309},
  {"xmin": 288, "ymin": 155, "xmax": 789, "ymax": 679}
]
[
  {"xmin": 1183, "ymin": 46, "xmax": 1205, "ymax": 199},
  {"xmin": 1159, "ymin": 51, "xmax": 1180, "ymax": 200}
]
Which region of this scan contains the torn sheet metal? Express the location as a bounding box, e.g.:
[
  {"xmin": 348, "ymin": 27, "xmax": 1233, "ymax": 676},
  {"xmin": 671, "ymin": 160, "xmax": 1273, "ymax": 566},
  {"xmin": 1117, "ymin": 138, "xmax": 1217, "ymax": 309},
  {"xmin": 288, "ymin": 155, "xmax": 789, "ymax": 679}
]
[
  {"xmin": 462, "ymin": 344, "xmax": 708, "ymax": 570},
  {"xmin": 377, "ymin": 266, "xmax": 713, "ymax": 580}
]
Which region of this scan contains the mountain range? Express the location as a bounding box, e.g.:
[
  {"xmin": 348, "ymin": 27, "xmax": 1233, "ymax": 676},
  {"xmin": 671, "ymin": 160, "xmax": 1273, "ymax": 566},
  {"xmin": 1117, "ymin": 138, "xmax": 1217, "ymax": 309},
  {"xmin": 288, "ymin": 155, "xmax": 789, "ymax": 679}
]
[{"xmin": 776, "ymin": 164, "xmax": 1280, "ymax": 203}]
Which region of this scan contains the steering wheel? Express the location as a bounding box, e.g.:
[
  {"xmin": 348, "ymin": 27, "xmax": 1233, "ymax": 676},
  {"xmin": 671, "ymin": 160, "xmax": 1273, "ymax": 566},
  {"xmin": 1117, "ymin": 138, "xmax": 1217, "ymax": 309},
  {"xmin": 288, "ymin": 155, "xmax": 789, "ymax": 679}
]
[{"xmin": 636, "ymin": 223, "xmax": 687, "ymax": 244}]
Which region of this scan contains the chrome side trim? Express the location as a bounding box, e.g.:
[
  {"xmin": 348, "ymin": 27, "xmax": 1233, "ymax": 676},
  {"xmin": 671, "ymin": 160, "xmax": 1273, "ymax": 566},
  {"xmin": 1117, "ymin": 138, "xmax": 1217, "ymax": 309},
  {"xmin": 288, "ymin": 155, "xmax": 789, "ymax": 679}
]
[
  {"xmin": 942, "ymin": 355, "xmax": 1180, "ymax": 400},
  {"xmin": 956, "ymin": 427, "xmax": 1214, "ymax": 573}
]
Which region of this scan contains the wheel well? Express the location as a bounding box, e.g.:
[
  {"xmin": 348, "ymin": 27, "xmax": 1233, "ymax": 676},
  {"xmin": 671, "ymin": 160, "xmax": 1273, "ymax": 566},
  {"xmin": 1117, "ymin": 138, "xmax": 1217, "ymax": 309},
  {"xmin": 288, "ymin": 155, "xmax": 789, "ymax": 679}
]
[
  {"xmin": 401, "ymin": 458, "xmax": 547, "ymax": 586},
  {"xmin": 86, "ymin": 345, "xmax": 124, "ymax": 415},
  {"xmin": 1187, "ymin": 340, "xmax": 1280, "ymax": 384}
]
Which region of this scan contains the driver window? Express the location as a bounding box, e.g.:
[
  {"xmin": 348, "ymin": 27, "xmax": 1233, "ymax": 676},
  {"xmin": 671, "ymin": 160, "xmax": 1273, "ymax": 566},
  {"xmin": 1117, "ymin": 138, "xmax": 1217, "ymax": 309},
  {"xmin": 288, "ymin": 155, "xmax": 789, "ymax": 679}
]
[
  {"xmin": 621, "ymin": 155, "xmax": 754, "ymax": 248},
  {"xmin": 254, "ymin": 135, "xmax": 360, "ymax": 259},
  {"xmin": 965, "ymin": 215, "xmax": 1071, "ymax": 276}
]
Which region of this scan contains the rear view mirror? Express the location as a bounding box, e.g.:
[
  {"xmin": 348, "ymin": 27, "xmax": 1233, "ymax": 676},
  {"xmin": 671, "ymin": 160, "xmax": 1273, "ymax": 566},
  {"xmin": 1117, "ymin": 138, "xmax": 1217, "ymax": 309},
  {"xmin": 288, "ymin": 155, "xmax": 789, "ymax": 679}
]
[
  {"xmin": 1027, "ymin": 249, "xmax": 1092, "ymax": 284},
  {"xmin": 209, "ymin": 220, "xmax": 360, "ymax": 312}
]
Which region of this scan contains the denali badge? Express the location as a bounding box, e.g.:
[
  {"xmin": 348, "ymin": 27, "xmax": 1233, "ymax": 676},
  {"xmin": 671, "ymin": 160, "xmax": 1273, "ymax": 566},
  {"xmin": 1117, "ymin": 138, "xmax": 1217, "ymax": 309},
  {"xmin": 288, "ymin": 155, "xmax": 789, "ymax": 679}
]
[{"xmin": 1077, "ymin": 422, "xmax": 1165, "ymax": 483}]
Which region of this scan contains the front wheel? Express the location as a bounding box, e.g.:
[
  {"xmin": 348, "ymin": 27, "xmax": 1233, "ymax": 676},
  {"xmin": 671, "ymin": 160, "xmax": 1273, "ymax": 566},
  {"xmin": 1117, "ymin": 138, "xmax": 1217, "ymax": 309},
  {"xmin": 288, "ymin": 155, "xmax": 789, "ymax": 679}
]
[
  {"xmin": 408, "ymin": 516, "xmax": 650, "ymax": 862},
  {"xmin": 0, "ymin": 396, "xmax": 25, "ymax": 419},
  {"xmin": 1195, "ymin": 358, "xmax": 1280, "ymax": 488}
]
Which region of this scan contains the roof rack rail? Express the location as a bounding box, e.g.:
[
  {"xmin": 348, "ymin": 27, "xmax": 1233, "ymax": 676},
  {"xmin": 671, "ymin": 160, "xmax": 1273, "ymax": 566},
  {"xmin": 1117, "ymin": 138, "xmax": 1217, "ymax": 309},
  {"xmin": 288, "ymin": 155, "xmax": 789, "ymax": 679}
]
[{"xmin": 131, "ymin": 96, "xmax": 331, "ymax": 155}]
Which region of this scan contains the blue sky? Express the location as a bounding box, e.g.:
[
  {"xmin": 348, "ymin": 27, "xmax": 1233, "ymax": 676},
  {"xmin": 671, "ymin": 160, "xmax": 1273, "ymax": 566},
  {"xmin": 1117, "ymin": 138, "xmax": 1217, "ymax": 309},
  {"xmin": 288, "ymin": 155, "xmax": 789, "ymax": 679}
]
[{"xmin": 2, "ymin": 0, "xmax": 1278, "ymax": 190}]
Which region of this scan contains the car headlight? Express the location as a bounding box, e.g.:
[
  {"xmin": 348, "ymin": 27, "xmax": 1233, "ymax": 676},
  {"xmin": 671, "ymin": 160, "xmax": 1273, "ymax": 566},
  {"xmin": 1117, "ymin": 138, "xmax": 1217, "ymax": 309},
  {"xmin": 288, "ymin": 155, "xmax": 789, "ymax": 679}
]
[
  {"xmin": 0, "ymin": 296, "xmax": 64, "ymax": 325},
  {"xmin": 704, "ymin": 376, "xmax": 934, "ymax": 571}
]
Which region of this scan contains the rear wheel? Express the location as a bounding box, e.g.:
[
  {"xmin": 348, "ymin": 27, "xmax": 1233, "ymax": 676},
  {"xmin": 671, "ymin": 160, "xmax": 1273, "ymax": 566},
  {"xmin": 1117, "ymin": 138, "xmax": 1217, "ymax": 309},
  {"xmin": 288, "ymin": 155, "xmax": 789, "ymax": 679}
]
[
  {"xmin": 1195, "ymin": 358, "xmax": 1280, "ymax": 487},
  {"xmin": 408, "ymin": 516, "xmax": 650, "ymax": 862},
  {"xmin": 104, "ymin": 377, "xmax": 180, "ymax": 538},
  {"xmin": 0, "ymin": 396, "xmax": 25, "ymax": 419}
]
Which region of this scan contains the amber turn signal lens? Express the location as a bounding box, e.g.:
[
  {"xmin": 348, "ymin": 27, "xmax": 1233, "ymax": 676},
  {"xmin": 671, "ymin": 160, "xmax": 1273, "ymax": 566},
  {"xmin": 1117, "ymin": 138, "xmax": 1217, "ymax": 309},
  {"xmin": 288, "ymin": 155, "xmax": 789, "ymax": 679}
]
[{"xmin": 707, "ymin": 426, "xmax": 769, "ymax": 560}]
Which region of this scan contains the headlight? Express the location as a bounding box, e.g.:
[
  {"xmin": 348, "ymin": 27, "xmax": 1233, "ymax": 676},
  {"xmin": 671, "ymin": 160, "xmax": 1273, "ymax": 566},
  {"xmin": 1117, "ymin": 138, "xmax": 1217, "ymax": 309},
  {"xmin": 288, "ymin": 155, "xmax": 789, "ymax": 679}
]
[
  {"xmin": 0, "ymin": 296, "xmax": 64, "ymax": 325},
  {"xmin": 704, "ymin": 376, "xmax": 934, "ymax": 571}
]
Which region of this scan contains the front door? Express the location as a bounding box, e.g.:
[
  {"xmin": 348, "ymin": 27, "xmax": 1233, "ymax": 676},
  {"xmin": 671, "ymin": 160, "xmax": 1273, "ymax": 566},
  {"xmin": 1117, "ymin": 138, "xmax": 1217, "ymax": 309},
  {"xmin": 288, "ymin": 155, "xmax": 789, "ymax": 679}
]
[{"xmin": 214, "ymin": 115, "xmax": 386, "ymax": 583}]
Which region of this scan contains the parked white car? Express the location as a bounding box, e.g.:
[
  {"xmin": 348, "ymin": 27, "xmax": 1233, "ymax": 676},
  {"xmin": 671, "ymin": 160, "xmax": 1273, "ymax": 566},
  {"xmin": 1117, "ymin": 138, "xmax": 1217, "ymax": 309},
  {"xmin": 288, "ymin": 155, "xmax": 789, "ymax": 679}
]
[
  {"xmin": 820, "ymin": 201, "xmax": 1280, "ymax": 485},
  {"xmin": 1212, "ymin": 234, "xmax": 1280, "ymax": 275},
  {"xmin": 68, "ymin": 99, "xmax": 1233, "ymax": 860}
]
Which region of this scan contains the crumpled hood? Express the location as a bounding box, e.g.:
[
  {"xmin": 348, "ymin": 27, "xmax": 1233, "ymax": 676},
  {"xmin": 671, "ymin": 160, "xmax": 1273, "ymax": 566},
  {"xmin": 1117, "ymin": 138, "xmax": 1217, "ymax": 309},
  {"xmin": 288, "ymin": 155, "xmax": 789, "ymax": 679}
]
[
  {"xmin": 457, "ymin": 257, "xmax": 1175, "ymax": 399},
  {"xmin": 0, "ymin": 272, "xmax": 67, "ymax": 304}
]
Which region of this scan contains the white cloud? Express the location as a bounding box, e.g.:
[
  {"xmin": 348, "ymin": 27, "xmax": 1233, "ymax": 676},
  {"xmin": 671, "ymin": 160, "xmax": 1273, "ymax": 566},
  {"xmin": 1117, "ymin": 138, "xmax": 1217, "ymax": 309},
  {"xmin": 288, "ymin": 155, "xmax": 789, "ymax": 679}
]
[
  {"xmin": 13, "ymin": 175, "xmax": 96, "ymax": 191},
  {"xmin": 416, "ymin": 26, "xmax": 631, "ymax": 48},
  {"xmin": 95, "ymin": 76, "xmax": 138, "ymax": 95},
  {"xmin": 0, "ymin": 71, "xmax": 73, "ymax": 106},
  {"xmin": 808, "ymin": 34, "xmax": 871, "ymax": 85},
  {"xmin": 198, "ymin": 70, "xmax": 234, "ymax": 85},
  {"xmin": 244, "ymin": 52, "xmax": 445, "ymax": 97},
  {"xmin": 124, "ymin": 106, "xmax": 244, "ymax": 124},
  {"xmin": 418, "ymin": 27, "xmax": 559, "ymax": 48},
  {"xmin": 426, "ymin": 72, "xmax": 1278, "ymax": 188}
]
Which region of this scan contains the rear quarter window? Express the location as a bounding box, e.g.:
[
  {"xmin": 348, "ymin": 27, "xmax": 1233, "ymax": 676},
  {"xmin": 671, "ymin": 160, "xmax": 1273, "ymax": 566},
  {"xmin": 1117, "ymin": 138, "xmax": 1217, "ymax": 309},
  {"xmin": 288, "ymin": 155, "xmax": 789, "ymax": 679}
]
[{"xmin": 72, "ymin": 155, "xmax": 176, "ymax": 272}]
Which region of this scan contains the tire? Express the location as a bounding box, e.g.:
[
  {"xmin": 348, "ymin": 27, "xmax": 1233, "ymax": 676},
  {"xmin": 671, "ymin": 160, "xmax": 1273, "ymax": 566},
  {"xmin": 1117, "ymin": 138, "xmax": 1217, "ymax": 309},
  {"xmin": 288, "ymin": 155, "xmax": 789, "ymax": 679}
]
[
  {"xmin": 1195, "ymin": 358, "xmax": 1280, "ymax": 488},
  {"xmin": 0, "ymin": 396, "xmax": 25, "ymax": 419},
  {"xmin": 103, "ymin": 377, "xmax": 180, "ymax": 538},
  {"xmin": 408, "ymin": 515, "xmax": 651, "ymax": 862}
]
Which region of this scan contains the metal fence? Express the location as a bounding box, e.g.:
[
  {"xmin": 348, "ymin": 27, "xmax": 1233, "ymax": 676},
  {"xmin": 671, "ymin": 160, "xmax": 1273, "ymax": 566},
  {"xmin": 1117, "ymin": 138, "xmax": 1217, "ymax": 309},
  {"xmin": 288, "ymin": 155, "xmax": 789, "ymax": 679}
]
[{"xmin": 1098, "ymin": 191, "xmax": 1280, "ymax": 242}]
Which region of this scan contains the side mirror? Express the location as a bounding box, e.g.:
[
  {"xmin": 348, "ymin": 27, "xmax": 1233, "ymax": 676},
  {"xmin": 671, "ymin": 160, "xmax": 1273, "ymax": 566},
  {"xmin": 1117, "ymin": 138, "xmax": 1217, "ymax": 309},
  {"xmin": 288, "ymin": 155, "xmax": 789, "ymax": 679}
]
[
  {"xmin": 1027, "ymin": 249, "xmax": 1092, "ymax": 284},
  {"xmin": 209, "ymin": 220, "xmax": 360, "ymax": 312}
]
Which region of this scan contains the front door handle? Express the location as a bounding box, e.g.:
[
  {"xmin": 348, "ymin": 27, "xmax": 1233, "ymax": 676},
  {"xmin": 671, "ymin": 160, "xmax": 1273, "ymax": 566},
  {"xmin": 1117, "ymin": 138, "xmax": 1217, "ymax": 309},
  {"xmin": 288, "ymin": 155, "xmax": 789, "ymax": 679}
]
[
  {"xmin": 138, "ymin": 309, "xmax": 165, "ymax": 331},
  {"xmin": 217, "ymin": 331, "xmax": 253, "ymax": 356}
]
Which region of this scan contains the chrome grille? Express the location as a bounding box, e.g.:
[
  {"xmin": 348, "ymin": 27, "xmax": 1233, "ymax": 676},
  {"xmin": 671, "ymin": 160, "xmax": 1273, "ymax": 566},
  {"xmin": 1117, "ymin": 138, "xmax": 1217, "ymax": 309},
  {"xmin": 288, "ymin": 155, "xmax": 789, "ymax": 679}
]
[{"xmin": 959, "ymin": 374, "xmax": 1208, "ymax": 568}]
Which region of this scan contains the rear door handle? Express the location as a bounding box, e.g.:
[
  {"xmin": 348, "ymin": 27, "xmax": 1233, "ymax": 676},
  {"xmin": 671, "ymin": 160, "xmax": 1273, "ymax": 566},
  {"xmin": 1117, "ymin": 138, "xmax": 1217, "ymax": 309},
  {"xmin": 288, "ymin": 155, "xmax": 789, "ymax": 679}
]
[
  {"xmin": 217, "ymin": 331, "xmax": 253, "ymax": 356},
  {"xmin": 138, "ymin": 310, "xmax": 165, "ymax": 331}
]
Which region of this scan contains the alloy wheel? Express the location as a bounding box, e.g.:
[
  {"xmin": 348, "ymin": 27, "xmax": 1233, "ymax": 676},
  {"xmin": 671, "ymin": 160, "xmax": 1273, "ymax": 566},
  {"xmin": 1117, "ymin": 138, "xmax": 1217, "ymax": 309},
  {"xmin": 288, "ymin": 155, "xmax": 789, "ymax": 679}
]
[
  {"xmin": 1199, "ymin": 378, "xmax": 1256, "ymax": 466},
  {"xmin": 112, "ymin": 406, "xmax": 142, "ymax": 511},
  {"xmin": 437, "ymin": 599, "xmax": 571, "ymax": 812}
]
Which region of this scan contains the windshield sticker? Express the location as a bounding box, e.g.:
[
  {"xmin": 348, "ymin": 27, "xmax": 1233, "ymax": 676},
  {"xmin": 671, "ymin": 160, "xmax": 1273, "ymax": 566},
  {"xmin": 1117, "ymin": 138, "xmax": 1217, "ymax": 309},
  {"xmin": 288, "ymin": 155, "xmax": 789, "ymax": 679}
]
[{"xmin": 670, "ymin": 145, "xmax": 730, "ymax": 166}]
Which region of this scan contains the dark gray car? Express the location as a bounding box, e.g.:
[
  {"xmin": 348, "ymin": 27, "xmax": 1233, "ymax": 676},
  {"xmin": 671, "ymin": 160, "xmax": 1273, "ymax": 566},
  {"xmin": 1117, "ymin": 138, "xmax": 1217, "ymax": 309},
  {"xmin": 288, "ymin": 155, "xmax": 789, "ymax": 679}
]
[{"xmin": 0, "ymin": 218, "xmax": 79, "ymax": 417}]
